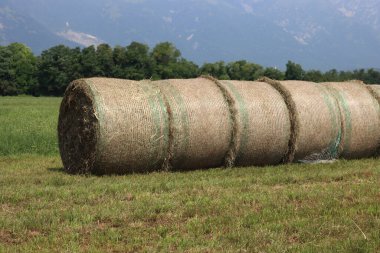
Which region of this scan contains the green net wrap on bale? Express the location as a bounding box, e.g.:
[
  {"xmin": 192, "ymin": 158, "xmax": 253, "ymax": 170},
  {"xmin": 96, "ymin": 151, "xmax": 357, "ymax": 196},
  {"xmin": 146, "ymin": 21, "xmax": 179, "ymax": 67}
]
[
  {"xmin": 154, "ymin": 78, "xmax": 232, "ymax": 171},
  {"xmin": 322, "ymin": 81, "xmax": 380, "ymax": 159},
  {"xmin": 258, "ymin": 79, "xmax": 343, "ymax": 162},
  {"xmin": 58, "ymin": 77, "xmax": 380, "ymax": 174},
  {"xmin": 59, "ymin": 78, "xmax": 170, "ymax": 174},
  {"xmin": 219, "ymin": 80, "xmax": 291, "ymax": 166}
]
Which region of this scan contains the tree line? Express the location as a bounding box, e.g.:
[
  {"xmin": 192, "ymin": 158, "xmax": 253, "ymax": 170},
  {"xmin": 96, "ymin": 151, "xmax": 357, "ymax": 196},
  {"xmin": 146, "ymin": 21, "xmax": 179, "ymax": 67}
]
[{"xmin": 1, "ymin": 42, "xmax": 380, "ymax": 96}]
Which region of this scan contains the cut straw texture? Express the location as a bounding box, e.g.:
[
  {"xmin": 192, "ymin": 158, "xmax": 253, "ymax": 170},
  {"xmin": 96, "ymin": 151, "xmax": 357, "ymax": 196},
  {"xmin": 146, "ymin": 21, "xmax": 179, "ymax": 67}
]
[
  {"xmin": 154, "ymin": 77, "xmax": 231, "ymax": 171},
  {"xmin": 322, "ymin": 81, "xmax": 380, "ymax": 159},
  {"xmin": 274, "ymin": 80, "xmax": 342, "ymax": 162},
  {"xmin": 220, "ymin": 80, "xmax": 290, "ymax": 166},
  {"xmin": 58, "ymin": 77, "xmax": 380, "ymax": 174},
  {"xmin": 59, "ymin": 78, "xmax": 170, "ymax": 174}
]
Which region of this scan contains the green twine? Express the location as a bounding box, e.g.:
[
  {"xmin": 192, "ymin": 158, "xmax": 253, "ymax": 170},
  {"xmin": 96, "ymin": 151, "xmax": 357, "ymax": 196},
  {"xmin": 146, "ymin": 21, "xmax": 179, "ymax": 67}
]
[
  {"xmin": 140, "ymin": 81, "xmax": 170, "ymax": 170},
  {"xmin": 223, "ymin": 81, "xmax": 249, "ymax": 163},
  {"xmin": 317, "ymin": 85, "xmax": 342, "ymax": 158},
  {"xmin": 161, "ymin": 81, "xmax": 190, "ymax": 167}
]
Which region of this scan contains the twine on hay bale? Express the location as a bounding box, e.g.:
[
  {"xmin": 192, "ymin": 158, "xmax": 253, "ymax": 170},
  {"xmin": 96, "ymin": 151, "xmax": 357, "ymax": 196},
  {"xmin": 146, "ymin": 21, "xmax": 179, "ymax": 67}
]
[
  {"xmin": 258, "ymin": 78, "xmax": 346, "ymax": 163},
  {"xmin": 278, "ymin": 80, "xmax": 342, "ymax": 162},
  {"xmin": 200, "ymin": 75, "xmax": 241, "ymax": 168},
  {"xmin": 58, "ymin": 77, "xmax": 380, "ymax": 174},
  {"xmin": 152, "ymin": 82, "xmax": 174, "ymax": 171},
  {"xmin": 154, "ymin": 77, "xmax": 232, "ymax": 171},
  {"xmin": 258, "ymin": 77, "xmax": 299, "ymax": 163},
  {"xmin": 219, "ymin": 80, "xmax": 290, "ymax": 166}
]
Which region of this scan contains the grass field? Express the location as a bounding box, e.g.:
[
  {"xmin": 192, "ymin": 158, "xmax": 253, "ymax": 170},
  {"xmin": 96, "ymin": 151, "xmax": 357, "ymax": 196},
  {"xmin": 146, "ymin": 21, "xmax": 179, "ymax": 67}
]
[
  {"xmin": 0, "ymin": 97, "xmax": 60, "ymax": 156},
  {"xmin": 1, "ymin": 97, "xmax": 380, "ymax": 252}
]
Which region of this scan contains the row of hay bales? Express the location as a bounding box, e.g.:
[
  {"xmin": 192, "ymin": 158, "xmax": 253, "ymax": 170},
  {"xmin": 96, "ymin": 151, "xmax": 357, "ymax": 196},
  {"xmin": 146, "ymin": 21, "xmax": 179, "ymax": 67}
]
[{"xmin": 58, "ymin": 77, "xmax": 380, "ymax": 174}]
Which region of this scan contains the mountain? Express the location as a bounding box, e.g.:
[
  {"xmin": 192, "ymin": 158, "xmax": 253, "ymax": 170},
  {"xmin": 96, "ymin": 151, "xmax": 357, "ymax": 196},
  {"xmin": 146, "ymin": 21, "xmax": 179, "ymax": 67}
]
[
  {"xmin": 0, "ymin": 0, "xmax": 379, "ymax": 71},
  {"xmin": 0, "ymin": 5, "xmax": 79, "ymax": 53}
]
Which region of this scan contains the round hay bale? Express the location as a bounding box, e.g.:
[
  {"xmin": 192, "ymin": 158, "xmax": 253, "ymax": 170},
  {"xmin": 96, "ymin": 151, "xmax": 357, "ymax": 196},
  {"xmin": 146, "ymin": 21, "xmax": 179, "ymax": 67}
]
[
  {"xmin": 219, "ymin": 80, "xmax": 291, "ymax": 166},
  {"xmin": 58, "ymin": 78, "xmax": 170, "ymax": 174},
  {"xmin": 322, "ymin": 81, "xmax": 380, "ymax": 159},
  {"xmin": 154, "ymin": 77, "xmax": 232, "ymax": 171},
  {"xmin": 59, "ymin": 77, "xmax": 380, "ymax": 174},
  {"xmin": 367, "ymin": 84, "xmax": 380, "ymax": 156},
  {"xmin": 259, "ymin": 79, "xmax": 342, "ymax": 162},
  {"xmin": 367, "ymin": 84, "xmax": 380, "ymax": 104}
]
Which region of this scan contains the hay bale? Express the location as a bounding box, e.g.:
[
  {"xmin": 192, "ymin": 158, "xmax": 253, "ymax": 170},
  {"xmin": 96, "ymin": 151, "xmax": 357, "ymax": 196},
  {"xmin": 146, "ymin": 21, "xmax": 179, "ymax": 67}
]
[
  {"xmin": 58, "ymin": 80, "xmax": 98, "ymax": 174},
  {"xmin": 59, "ymin": 77, "xmax": 380, "ymax": 174},
  {"xmin": 59, "ymin": 78, "xmax": 170, "ymax": 174},
  {"xmin": 367, "ymin": 84, "xmax": 380, "ymax": 156},
  {"xmin": 367, "ymin": 84, "xmax": 380, "ymax": 104},
  {"xmin": 219, "ymin": 80, "xmax": 291, "ymax": 166},
  {"xmin": 59, "ymin": 77, "xmax": 232, "ymax": 174},
  {"xmin": 322, "ymin": 81, "xmax": 380, "ymax": 159},
  {"xmin": 154, "ymin": 77, "xmax": 232, "ymax": 171},
  {"xmin": 153, "ymin": 77, "xmax": 290, "ymax": 169},
  {"xmin": 259, "ymin": 79, "xmax": 342, "ymax": 162}
]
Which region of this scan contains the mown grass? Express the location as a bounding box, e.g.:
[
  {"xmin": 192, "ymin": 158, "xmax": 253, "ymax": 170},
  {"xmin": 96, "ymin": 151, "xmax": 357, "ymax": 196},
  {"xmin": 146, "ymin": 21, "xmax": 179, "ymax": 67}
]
[
  {"xmin": 0, "ymin": 97, "xmax": 380, "ymax": 252},
  {"xmin": 1, "ymin": 156, "xmax": 380, "ymax": 252}
]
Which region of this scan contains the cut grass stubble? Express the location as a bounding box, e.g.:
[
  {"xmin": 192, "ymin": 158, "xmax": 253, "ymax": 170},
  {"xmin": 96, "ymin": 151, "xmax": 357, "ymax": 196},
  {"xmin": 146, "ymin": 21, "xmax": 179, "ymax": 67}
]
[
  {"xmin": 0, "ymin": 96, "xmax": 380, "ymax": 252},
  {"xmin": 0, "ymin": 156, "xmax": 379, "ymax": 252}
]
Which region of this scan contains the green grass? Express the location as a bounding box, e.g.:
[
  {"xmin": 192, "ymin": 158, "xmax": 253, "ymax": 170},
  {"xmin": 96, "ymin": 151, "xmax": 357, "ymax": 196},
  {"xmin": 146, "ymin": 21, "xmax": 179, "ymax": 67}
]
[
  {"xmin": 0, "ymin": 96, "xmax": 61, "ymax": 155},
  {"xmin": 1, "ymin": 97, "xmax": 380, "ymax": 252}
]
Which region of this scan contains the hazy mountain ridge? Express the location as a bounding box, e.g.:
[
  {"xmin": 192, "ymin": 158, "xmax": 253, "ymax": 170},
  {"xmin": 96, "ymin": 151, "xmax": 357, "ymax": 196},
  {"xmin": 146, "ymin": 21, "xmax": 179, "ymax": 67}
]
[{"xmin": 0, "ymin": 0, "xmax": 379, "ymax": 70}]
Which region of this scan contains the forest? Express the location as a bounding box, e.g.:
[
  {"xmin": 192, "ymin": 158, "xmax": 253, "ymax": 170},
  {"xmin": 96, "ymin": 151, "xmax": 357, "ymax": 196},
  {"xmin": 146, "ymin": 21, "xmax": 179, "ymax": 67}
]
[{"xmin": 1, "ymin": 42, "xmax": 380, "ymax": 96}]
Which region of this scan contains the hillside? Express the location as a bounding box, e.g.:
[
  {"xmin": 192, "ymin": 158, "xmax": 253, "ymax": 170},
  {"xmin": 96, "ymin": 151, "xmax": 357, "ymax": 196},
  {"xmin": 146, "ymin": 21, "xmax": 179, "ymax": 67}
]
[{"xmin": 0, "ymin": 0, "xmax": 379, "ymax": 70}]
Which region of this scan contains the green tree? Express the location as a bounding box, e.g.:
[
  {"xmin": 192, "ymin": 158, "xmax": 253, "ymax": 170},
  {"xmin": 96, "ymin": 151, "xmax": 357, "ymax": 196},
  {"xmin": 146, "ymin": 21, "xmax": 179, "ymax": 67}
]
[
  {"xmin": 0, "ymin": 80, "xmax": 18, "ymax": 96},
  {"xmin": 200, "ymin": 61, "xmax": 230, "ymax": 79},
  {"xmin": 151, "ymin": 42, "xmax": 185, "ymax": 79},
  {"xmin": 107, "ymin": 42, "xmax": 154, "ymax": 80},
  {"xmin": 96, "ymin": 44, "xmax": 114, "ymax": 77},
  {"xmin": 0, "ymin": 45, "xmax": 14, "ymax": 95},
  {"xmin": 151, "ymin": 42, "xmax": 180, "ymax": 65},
  {"xmin": 0, "ymin": 43, "xmax": 37, "ymax": 95},
  {"xmin": 285, "ymin": 61, "xmax": 305, "ymax": 80},
  {"xmin": 261, "ymin": 67, "xmax": 285, "ymax": 80},
  {"xmin": 169, "ymin": 59, "xmax": 199, "ymax": 78},
  {"xmin": 80, "ymin": 45, "xmax": 102, "ymax": 77},
  {"xmin": 226, "ymin": 60, "xmax": 263, "ymax": 80},
  {"xmin": 337, "ymin": 71, "xmax": 352, "ymax": 82},
  {"xmin": 37, "ymin": 45, "xmax": 82, "ymax": 96},
  {"xmin": 365, "ymin": 69, "xmax": 380, "ymax": 84},
  {"xmin": 124, "ymin": 42, "xmax": 153, "ymax": 80},
  {"xmin": 304, "ymin": 70, "xmax": 324, "ymax": 82},
  {"xmin": 112, "ymin": 45, "xmax": 128, "ymax": 78},
  {"xmin": 323, "ymin": 69, "xmax": 339, "ymax": 82},
  {"xmin": 351, "ymin": 69, "xmax": 367, "ymax": 82}
]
